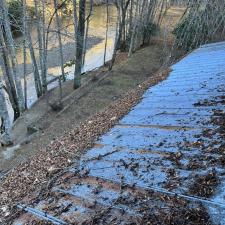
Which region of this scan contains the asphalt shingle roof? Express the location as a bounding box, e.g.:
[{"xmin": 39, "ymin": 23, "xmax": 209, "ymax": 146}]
[{"xmin": 13, "ymin": 41, "xmax": 225, "ymax": 224}]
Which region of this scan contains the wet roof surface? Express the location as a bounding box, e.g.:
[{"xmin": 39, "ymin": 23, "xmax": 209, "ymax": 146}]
[{"xmin": 13, "ymin": 42, "xmax": 225, "ymax": 224}]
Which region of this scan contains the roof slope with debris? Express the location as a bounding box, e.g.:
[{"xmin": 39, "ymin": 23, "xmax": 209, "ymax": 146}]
[{"xmin": 13, "ymin": 42, "xmax": 225, "ymax": 225}]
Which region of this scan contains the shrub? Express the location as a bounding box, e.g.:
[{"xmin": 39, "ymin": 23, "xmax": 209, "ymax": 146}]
[
  {"xmin": 7, "ymin": 0, "xmax": 35, "ymax": 33},
  {"xmin": 143, "ymin": 22, "xmax": 160, "ymax": 45},
  {"xmin": 173, "ymin": 1, "xmax": 225, "ymax": 51}
]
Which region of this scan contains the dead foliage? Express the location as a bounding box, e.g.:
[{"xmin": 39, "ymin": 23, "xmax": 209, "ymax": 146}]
[
  {"xmin": 0, "ymin": 69, "xmax": 171, "ymax": 224},
  {"xmin": 189, "ymin": 171, "xmax": 220, "ymax": 198},
  {"xmin": 141, "ymin": 205, "xmax": 212, "ymax": 225}
]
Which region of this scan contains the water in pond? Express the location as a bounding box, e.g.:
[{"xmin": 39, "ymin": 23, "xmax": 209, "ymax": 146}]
[{"xmin": 4, "ymin": 4, "xmax": 117, "ymax": 123}]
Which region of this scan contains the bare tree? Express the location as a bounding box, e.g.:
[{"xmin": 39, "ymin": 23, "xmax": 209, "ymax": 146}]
[
  {"xmin": 82, "ymin": 0, "xmax": 94, "ymax": 66},
  {"xmin": 72, "ymin": 0, "xmax": 78, "ymax": 51},
  {"xmin": 104, "ymin": 0, "xmax": 110, "ymax": 65},
  {"xmin": 34, "ymin": 0, "xmax": 46, "ymax": 90},
  {"xmin": 74, "ymin": 0, "xmax": 86, "ymax": 89},
  {"xmin": 53, "ymin": 0, "xmax": 66, "ymax": 81},
  {"xmin": 22, "ymin": 0, "xmax": 28, "ymax": 109},
  {"xmin": 0, "ymin": 23, "xmax": 21, "ymax": 120},
  {"xmin": 0, "ymin": 0, "xmax": 25, "ymax": 112},
  {"xmin": 111, "ymin": 0, "xmax": 159, "ymax": 68}
]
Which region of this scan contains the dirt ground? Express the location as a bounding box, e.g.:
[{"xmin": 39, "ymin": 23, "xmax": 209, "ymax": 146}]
[
  {"xmin": 0, "ymin": 7, "xmax": 184, "ymax": 174},
  {"xmin": 0, "ymin": 44, "xmax": 166, "ymax": 173}
]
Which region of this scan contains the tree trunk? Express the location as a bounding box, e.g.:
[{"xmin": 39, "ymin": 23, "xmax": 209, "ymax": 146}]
[
  {"xmin": 34, "ymin": 0, "xmax": 46, "ymax": 91},
  {"xmin": 72, "ymin": 0, "xmax": 78, "ymax": 53},
  {"xmin": 109, "ymin": 2, "xmax": 120, "ymax": 70},
  {"xmin": 128, "ymin": 0, "xmax": 139, "ymax": 57},
  {"xmin": 0, "ymin": 0, "xmax": 25, "ymax": 112},
  {"xmin": 22, "ymin": 0, "xmax": 28, "ymax": 109},
  {"xmin": 0, "ymin": 25, "xmax": 20, "ymax": 120},
  {"xmin": 54, "ymin": 0, "xmax": 66, "ymax": 81},
  {"xmin": 26, "ymin": 29, "xmax": 43, "ymax": 97},
  {"xmin": 41, "ymin": 0, "xmax": 48, "ymax": 92},
  {"xmin": 0, "ymin": 76, "xmax": 13, "ymax": 146},
  {"xmin": 104, "ymin": 0, "xmax": 110, "ymax": 65},
  {"xmin": 74, "ymin": 0, "xmax": 86, "ymax": 89},
  {"xmin": 82, "ymin": 0, "xmax": 93, "ymax": 66}
]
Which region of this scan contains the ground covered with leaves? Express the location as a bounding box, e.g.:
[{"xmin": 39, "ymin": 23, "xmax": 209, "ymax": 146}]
[
  {"xmin": 1, "ymin": 66, "xmax": 224, "ymax": 224},
  {"xmin": 0, "ymin": 70, "xmax": 171, "ymax": 224}
]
